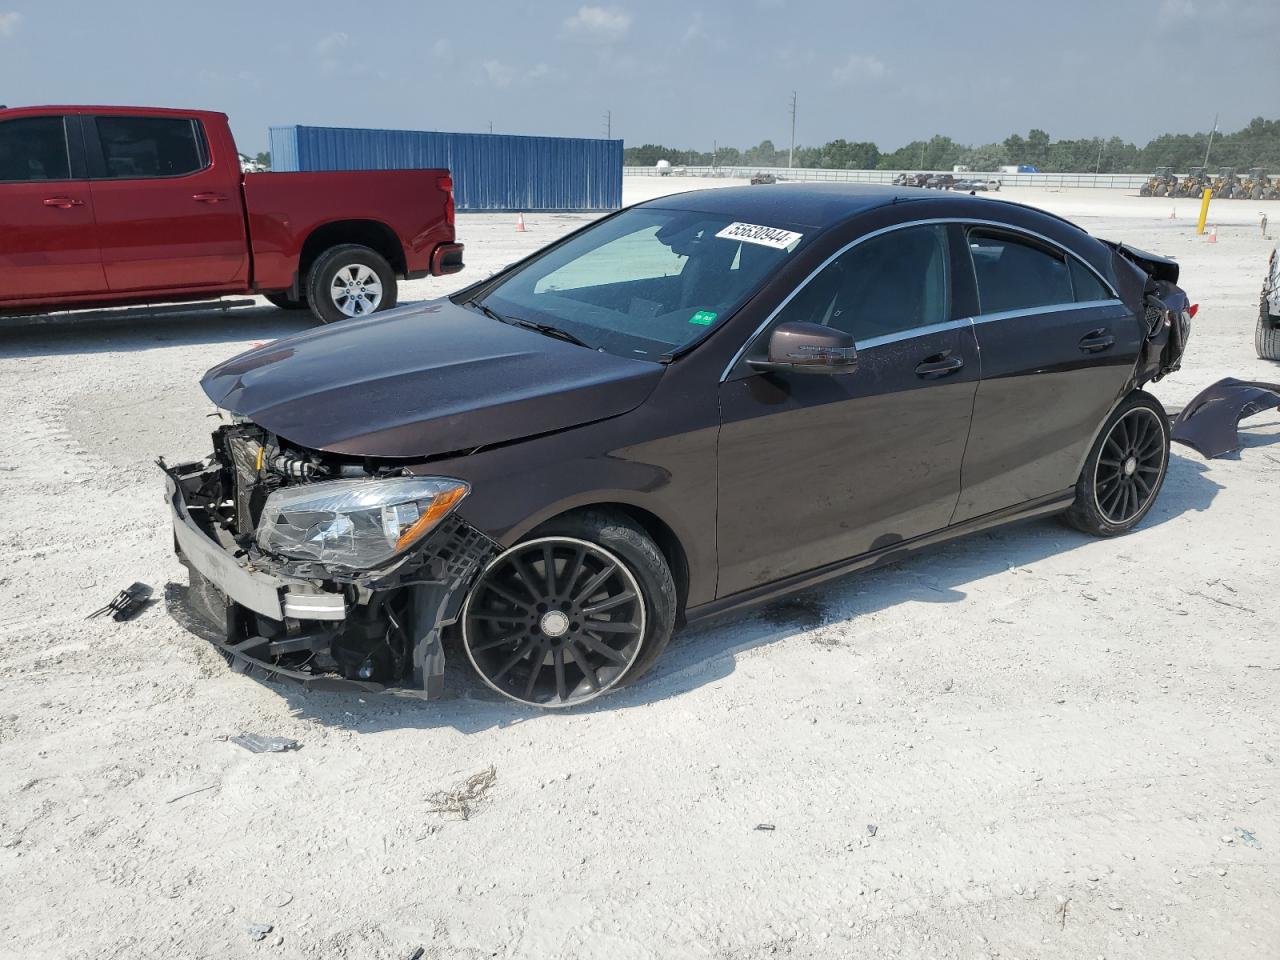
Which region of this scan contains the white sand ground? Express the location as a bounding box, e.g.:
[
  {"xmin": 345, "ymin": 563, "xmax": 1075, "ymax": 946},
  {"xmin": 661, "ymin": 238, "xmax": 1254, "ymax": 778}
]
[{"xmin": 1, "ymin": 181, "xmax": 1278, "ymax": 959}]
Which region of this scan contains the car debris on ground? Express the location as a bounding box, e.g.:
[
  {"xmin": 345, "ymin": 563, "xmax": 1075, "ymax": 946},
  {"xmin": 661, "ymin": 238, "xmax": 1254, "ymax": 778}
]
[
  {"xmin": 226, "ymin": 733, "xmax": 301, "ymax": 754},
  {"xmin": 86, "ymin": 581, "xmax": 153, "ymax": 621}
]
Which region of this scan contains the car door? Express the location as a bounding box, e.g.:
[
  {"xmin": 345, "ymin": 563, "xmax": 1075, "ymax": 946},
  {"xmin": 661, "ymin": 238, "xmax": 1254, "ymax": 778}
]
[
  {"xmin": 85, "ymin": 113, "xmax": 248, "ymax": 292},
  {"xmin": 952, "ymin": 227, "xmax": 1142, "ymax": 523},
  {"xmin": 0, "ymin": 113, "xmax": 106, "ymax": 302},
  {"xmin": 716, "ymin": 222, "xmax": 980, "ymax": 597}
]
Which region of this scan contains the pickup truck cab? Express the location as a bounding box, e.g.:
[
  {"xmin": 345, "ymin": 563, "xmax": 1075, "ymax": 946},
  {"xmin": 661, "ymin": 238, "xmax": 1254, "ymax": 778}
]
[{"xmin": 0, "ymin": 105, "xmax": 463, "ymax": 323}]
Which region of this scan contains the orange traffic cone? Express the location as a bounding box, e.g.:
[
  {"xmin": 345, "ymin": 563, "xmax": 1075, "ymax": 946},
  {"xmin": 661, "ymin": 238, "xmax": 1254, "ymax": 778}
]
[
  {"xmin": 516, "ymin": 212, "xmax": 527, "ymax": 232},
  {"xmin": 1207, "ymin": 224, "xmax": 1217, "ymax": 244}
]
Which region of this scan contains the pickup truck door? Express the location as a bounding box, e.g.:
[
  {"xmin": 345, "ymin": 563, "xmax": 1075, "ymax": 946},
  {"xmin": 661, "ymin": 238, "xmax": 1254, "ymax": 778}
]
[
  {"xmin": 0, "ymin": 114, "xmax": 106, "ymax": 302},
  {"xmin": 85, "ymin": 114, "xmax": 248, "ymax": 292}
]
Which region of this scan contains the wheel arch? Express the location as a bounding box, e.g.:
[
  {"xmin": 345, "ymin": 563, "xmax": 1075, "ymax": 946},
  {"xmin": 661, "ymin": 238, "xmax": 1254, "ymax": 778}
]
[
  {"xmin": 520, "ymin": 499, "xmax": 694, "ymax": 622},
  {"xmin": 300, "ymin": 220, "xmax": 407, "ymax": 278}
]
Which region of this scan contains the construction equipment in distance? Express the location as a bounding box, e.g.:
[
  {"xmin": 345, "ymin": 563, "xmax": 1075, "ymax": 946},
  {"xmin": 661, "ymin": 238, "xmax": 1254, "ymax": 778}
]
[
  {"xmin": 1239, "ymin": 168, "xmax": 1279, "ymax": 201},
  {"xmin": 1177, "ymin": 166, "xmax": 1211, "ymax": 197},
  {"xmin": 1140, "ymin": 166, "xmax": 1179, "ymax": 197},
  {"xmin": 1210, "ymin": 166, "xmax": 1242, "ymax": 199}
]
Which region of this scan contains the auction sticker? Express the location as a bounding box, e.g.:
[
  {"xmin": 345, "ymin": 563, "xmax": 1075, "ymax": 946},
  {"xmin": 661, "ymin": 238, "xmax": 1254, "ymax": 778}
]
[{"xmin": 715, "ymin": 222, "xmax": 803, "ymax": 250}]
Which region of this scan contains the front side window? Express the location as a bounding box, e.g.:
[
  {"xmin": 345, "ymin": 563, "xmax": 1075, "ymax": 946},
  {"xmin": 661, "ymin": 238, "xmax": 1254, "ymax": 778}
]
[
  {"xmin": 480, "ymin": 207, "xmax": 806, "ymax": 359},
  {"xmin": 93, "ymin": 116, "xmax": 206, "ymax": 179},
  {"xmin": 0, "ymin": 116, "xmax": 70, "ymax": 182},
  {"xmin": 772, "ymin": 224, "xmax": 951, "ymax": 342},
  {"xmin": 969, "ymin": 230, "xmax": 1073, "ymax": 314}
]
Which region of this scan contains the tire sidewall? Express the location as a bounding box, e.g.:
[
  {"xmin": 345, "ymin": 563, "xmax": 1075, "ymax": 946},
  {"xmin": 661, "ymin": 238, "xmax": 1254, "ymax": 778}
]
[
  {"xmin": 1067, "ymin": 391, "xmax": 1170, "ymax": 536},
  {"xmin": 306, "ymin": 244, "xmax": 397, "ymax": 324}
]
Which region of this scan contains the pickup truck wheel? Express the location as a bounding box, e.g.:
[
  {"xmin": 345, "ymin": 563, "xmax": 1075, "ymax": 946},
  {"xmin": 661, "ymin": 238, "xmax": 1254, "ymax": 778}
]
[
  {"xmin": 1257, "ymin": 306, "xmax": 1280, "ymax": 361},
  {"xmin": 306, "ymin": 244, "xmax": 397, "ymax": 324},
  {"xmin": 264, "ymin": 292, "xmax": 308, "ymax": 311}
]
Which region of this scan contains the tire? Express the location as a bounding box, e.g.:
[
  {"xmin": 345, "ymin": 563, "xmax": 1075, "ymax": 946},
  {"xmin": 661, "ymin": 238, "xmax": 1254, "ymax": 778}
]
[
  {"xmin": 460, "ymin": 510, "xmax": 677, "ymax": 707},
  {"xmin": 1063, "ymin": 391, "xmax": 1170, "ymax": 537},
  {"xmin": 264, "ymin": 291, "xmax": 307, "ymax": 311},
  {"xmin": 305, "ymin": 244, "xmax": 397, "ymax": 324},
  {"xmin": 1258, "ymin": 306, "xmax": 1280, "ymax": 361}
]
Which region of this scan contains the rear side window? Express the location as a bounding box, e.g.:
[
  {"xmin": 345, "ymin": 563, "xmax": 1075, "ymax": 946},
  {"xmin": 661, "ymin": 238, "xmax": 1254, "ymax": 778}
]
[
  {"xmin": 1069, "ymin": 257, "xmax": 1113, "ymax": 302},
  {"xmin": 0, "ymin": 116, "xmax": 71, "ymax": 182},
  {"xmin": 969, "ymin": 230, "xmax": 1073, "ymax": 314},
  {"xmin": 93, "ymin": 116, "xmax": 207, "ymax": 179},
  {"xmin": 775, "ymin": 224, "xmax": 950, "ymax": 342}
]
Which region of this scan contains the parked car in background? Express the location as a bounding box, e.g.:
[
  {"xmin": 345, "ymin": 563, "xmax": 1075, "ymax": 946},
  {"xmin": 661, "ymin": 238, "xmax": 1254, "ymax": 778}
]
[
  {"xmin": 925, "ymin": 173, "xmax": 956, "ymax": 189},
  {"xmin": 0, "ymin": 105, "xmax": 463, "ymax": 324},
  {"xmin": 163, "ymin": 184, "xmax": 1193, "ymax": 709}
]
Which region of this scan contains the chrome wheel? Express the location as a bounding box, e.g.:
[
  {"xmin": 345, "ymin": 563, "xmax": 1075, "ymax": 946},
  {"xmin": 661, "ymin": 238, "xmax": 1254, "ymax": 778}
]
[
  {"xmin": 462, "ymin": 536, "xmax": 646, "ymax": 707},
  {"xmin": 1093, "ymin": 407, "xmax": 1167, "ymax": 525},
  {"xmin": 329, "ymin": 263, "xmax": 383, "ymax": 317}
]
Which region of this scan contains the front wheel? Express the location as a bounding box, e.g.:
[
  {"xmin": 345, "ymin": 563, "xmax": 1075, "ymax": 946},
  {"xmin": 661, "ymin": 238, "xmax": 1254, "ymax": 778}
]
[
  {"xmin": 1063, "ymin": 391, "xmax": 1170, "ymax": 537},
  {"xmin": 460, "ymin": 511, "xmax": 677, "ymax": 708},
  {"xmin": 305, "ymin": 244, "xmax": 397, "ymax": 324}
]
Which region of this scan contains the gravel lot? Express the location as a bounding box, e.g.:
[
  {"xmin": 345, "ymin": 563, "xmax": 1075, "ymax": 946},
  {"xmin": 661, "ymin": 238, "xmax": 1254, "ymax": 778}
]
[{"xmin": 1, "ymin": 182, "xmax": 1278, "ymax": 959}]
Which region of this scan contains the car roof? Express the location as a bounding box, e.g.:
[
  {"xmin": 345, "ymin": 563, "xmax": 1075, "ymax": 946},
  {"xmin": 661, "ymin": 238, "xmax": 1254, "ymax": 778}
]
[
  {"xmin": 639, "ymin": 181, "xmax": 1082, "ymax": 234},
  {"xmin": 641, "ymin": 183, "xmax": 937, "ymax": 229},
  {"xmin": 0, "ymin": 104, "xmax": 227, "ymax": 120}
]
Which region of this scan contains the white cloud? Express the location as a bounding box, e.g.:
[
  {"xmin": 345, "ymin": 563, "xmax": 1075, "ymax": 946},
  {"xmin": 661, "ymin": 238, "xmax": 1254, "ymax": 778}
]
[
  {"xmin": 432, "ymin": 37, "xmax": 452, "ymax": 59},
  {"xmin": 562, "ymin": 5, "xmax": 632, "ymax": 43},
  {"xmin": 831, "ymin": 53, "xmax": 886, "ymax": 84},
  {"xmin": 527, "ymin": 62, "xmax": 551, "ymax": 80},
  {"xmin": 1160, "ymin": 0, "xmax": 1195, "ymax": 17},
  {"xmin": 314, "ymin": 31, "xmax": 350, "ymax": 57},
  {"xmin": 482, "ymin": 59, "xmax": 515, "ymax": 87},
  {"xmin": 0, "ymin": 11, "xmax": 21, "ymax": 38},
  {"xmin": 682, "ymin": 12, "xmax": 706, "ymax": 44}
]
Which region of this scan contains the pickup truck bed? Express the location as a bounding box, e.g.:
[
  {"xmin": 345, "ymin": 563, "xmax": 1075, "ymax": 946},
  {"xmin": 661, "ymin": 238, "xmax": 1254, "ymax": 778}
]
[{"xmin": 0, "ymin": 105, "xmax": 463, "ymax": 324}]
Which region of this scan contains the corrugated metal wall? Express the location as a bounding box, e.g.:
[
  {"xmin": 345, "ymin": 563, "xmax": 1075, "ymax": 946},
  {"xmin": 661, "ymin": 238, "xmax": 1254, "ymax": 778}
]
[{"xmin": 268, "ymin": 125, "xmax": 622, "ymax": 211}]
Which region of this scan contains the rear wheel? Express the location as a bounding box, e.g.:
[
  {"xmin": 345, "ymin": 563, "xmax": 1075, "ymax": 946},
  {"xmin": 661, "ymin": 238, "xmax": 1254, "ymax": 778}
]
[
  {"xmin": 1063, "ymin": 391, "xmax": 1169, "ymax": 537},
  {"xmin": 1258, "ymin": 305, "xmax": 1280, "ymax": 361},
  {"xmin": 306, "ymin": 244, "xmax": 397, "ymax": 324},
  {"xmin": 461, "ymin": 512, "xmax": 677, "ymax": 708}
]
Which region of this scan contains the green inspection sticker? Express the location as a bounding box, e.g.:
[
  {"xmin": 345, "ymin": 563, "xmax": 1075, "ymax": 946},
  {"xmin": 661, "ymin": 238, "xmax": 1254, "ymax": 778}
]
[{"xmin": 689, "ymin": 310, "xmax": 718, "ymax": 326}]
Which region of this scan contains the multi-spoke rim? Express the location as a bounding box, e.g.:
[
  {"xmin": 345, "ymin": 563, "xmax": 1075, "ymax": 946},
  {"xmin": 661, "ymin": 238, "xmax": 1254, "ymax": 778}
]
[
  {"xmin": 462, "ymin": 537, "xmax": 646, "ymax": 707},
  {"xmin": 330, "ymin": 264, "xmax": 383, "ymax": 317},
  {"xmin": 1093, "ymin": 407, "xmax": 1167, "ymax": 525}
]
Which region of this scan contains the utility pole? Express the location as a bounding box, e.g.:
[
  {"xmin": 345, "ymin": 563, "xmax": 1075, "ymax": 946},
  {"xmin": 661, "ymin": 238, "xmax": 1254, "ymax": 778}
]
[
  {"xmin": 1095, "ymin": 138, "xmax": 1103, "ymax": 174},
  {"xmin": 1202, "ymin": 112, "xmax": 1218, "ymax": 169},
  {"xmin": 920, "ymin": 141, "xmax": 926, "ymax": 169},
  {"xmin": 788, "ymin": 90, "xmax": 796, "ymax": 169},
  {"xmin": 488, "ymin": 121, "xmax": 493, "ymax": 134},
  {"xmin": 603, "ymin": 110, "xmax": 612, "ymax": 139}
]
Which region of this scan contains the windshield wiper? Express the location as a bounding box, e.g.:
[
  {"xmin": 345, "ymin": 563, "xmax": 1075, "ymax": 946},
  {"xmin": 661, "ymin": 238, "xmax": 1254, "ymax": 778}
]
[
  {"xmin": 466, "ymin": 298, "xmax": 591, "ymax": 349},
  {"xmin": 507, "ymin": 317, "xmax": 592, "ymax": 349}
]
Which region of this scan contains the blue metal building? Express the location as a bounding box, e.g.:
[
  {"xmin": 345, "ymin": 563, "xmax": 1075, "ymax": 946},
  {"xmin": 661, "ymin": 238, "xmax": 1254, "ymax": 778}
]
[{"xmin": 268, "ymin": 125, "xmax": 622, "ymax": 212}]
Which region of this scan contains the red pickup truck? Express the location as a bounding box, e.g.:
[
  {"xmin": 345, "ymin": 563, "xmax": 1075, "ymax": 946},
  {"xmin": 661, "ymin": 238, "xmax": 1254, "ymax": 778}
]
[{"xmin": 0, "ymin": 105, "xmax": 463, "ymax": 323}]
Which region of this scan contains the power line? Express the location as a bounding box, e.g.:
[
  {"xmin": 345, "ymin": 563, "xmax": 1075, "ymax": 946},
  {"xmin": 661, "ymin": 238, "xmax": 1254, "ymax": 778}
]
[{"xmin": 788, "ymin": 91, "xmax": 797, "ymax": 169}]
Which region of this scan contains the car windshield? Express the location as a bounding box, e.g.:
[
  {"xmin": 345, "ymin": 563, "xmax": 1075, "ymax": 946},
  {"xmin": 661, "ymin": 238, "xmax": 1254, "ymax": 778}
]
[{"xmin": 472, "ymin": 206, "xmax": 807, "ymax": 359}]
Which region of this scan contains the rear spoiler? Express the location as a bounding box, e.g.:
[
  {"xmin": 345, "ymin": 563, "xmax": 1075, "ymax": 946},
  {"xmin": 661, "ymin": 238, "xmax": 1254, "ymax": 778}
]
[{"xmin": 1101, "ymin": 240, "xmax": 1180, "ymax": 285}]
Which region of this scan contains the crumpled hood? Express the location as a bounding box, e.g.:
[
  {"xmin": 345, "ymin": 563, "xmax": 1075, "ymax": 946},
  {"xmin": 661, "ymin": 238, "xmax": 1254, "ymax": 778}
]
[{"xmin": 201, "ymin": 299, "xmax": 664, "ymax": 458}]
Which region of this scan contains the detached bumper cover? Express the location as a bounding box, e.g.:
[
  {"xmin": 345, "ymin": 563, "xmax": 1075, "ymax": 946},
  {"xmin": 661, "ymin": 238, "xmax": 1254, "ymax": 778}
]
[
  {"xmin": 1170, "ymin": 378, "xmax": 1280, "ymax": 459},
  {"xmin": 162, "ymin": 459, "xmax": 499, "ymax": 697}
]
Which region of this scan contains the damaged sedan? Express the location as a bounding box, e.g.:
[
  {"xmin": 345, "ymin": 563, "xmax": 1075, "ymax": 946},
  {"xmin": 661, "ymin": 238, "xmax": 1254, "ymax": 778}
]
[{"xmin": 163, "ymin": 184, "xmax": 1193, "ymax": 708}]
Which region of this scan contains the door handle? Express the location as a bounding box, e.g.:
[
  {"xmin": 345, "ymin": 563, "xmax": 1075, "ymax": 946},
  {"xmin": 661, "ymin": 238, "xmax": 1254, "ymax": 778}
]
[
  {"xmin": 1079, "ymin": 328, "xmax": 1115, "ymax": 353},
  {"xmin": 192, "ymin": 192, "xmax": 228, "ymax": 203},
  {"xmin": 915, "ymin": 353, "xmax": 965, "ymax": 378},
  {"xmin": 43, "ymin": 196, "xmax": 84, "ymax": 208}
]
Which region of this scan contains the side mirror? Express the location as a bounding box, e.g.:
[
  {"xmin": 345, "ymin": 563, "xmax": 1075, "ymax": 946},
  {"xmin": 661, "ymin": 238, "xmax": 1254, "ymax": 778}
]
[{"xmin": 748, "ymin": 321, "xmax": 858, "ymax": 375}]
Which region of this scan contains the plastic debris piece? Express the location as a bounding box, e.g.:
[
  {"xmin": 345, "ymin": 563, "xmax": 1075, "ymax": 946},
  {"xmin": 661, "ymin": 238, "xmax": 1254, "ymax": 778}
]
[
  {"xmin": 230, "ymin": 734, "xmax": 301, "ymax": 754},
  {"xmin": 87, "ymin": 581, "xmax": 153, "ymax": 621},
  {"xmin": 1236, "ymin": 827, "xmax": 1261, "ymax": 849},
  {"xmin": 754, "ymin": 823, "xmax": 776, "ymax": 831},
  {"xmin": 867, "ymin": 824, "xmax": 878, "ymax": 837},
  {"xmin": 247, "ymin": 923, "xmax": 273, "ymax": 942}
]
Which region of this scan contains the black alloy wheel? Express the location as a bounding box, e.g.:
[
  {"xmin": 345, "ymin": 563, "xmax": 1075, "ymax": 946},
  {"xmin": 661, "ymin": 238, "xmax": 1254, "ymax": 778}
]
[
  {"xmin": 1092, "ymin": 406, "xmax": 1167, "ymax": 524},
  {"xmin": 462, "ymin": 536, "xmax": 647, "ymax": 707}
]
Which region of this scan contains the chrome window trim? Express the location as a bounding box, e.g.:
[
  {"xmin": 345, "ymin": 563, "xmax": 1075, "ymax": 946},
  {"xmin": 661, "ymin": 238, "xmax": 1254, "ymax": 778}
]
[
  {"xmin": 720, "ymin": 216, "xmax": 1122, "ymax": 382},
  {"xmin": 854, "ymin": 316, "xmax": 973, "ymax": 351},
  {"xmin": 972, "ymin": 298, "xmax": 1128, "ymax": 327}
]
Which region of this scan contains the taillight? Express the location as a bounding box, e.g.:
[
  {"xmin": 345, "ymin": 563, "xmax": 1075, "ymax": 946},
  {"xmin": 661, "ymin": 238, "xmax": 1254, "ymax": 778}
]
[
  {"xmin": 437, "ymin": 175, "xmax": 455, "ymax": 226},
  {"xmin": 1188, "ymin": 303, "xmax": 1199, "ymax": 318}
]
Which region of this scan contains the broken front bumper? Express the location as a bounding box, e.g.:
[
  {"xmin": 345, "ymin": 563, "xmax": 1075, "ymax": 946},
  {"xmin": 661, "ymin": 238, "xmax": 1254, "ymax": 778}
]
[{"xmin": 163, "ymin": 460, "xmax": 499, "ymax": 697}]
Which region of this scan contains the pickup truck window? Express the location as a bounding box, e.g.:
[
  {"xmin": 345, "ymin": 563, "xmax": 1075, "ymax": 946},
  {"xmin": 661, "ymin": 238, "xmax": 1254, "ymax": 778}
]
[
  {"xmin": 0, "ymin": 116, "xmax": 71, "ymax": 182},
  {"xmin": 92, "ymin": 116, "xmax": 208, "ymax": 179}
]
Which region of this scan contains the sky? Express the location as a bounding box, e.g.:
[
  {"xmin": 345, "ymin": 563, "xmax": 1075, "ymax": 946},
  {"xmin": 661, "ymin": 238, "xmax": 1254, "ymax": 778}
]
[{"xmin": 1, "ymin": 0, "xmax": 1277, "ymax": 155}]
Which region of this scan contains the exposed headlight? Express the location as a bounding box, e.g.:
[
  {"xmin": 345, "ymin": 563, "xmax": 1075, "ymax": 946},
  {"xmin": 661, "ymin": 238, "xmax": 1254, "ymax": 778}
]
[{"xmin": 256, "ymin": 477, "xmax": 469, "ymax": 570}]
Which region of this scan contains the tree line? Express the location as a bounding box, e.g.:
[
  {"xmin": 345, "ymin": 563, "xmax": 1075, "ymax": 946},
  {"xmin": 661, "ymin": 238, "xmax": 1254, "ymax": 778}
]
[{"xmin": 624, "ymin": 118, "xmax": 1280, "ymax": 173}]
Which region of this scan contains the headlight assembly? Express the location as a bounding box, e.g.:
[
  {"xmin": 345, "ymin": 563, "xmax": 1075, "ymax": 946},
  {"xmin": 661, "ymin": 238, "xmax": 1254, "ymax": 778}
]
[{"xmin": 256, "ymin": 477, "xmax": 469, "ymax": 570}]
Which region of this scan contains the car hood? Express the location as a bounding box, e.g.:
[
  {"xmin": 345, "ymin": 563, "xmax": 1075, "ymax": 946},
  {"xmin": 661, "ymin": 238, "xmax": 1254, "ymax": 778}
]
[{"xmin": 201, "ymin": 299, "xmax": 664, "ymax": 458}]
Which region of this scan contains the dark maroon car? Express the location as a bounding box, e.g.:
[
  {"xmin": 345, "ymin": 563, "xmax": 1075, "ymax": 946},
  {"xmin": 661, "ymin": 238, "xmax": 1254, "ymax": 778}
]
[{"xmin": 163, "ymin": 184, "xmax": 1192, "ymax": 707}]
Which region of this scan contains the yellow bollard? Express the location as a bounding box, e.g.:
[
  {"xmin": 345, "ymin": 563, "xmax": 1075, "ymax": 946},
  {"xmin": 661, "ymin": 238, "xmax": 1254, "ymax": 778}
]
[{"xmin": 1196, "ymin": 188, "xmax": 1212, "ymax": 235}]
